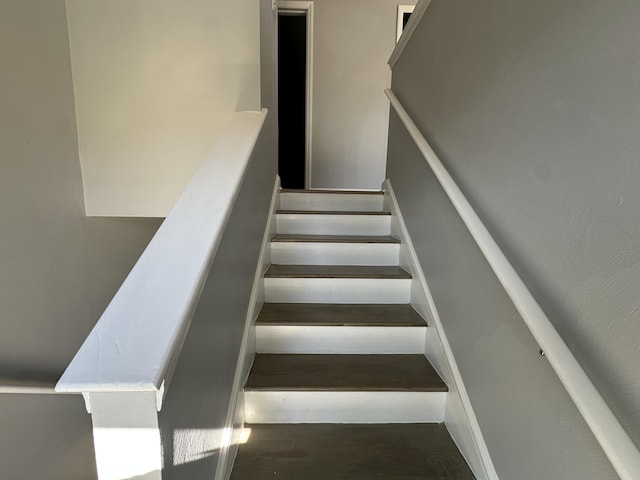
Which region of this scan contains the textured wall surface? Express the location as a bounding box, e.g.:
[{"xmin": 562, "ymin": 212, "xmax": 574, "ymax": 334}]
[
  {"xmin": 309, "ymin": 0, "xmax": 415, "ymax": 189},
  {"xmin": 387, "ymin": 0, "xmax": 640, "ymax": 477},
  {"xmin": 66, "ymin": 0, "xmax": 261, "ymax": 216}
]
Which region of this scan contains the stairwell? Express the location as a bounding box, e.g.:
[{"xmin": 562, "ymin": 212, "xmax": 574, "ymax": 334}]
[{"xmin": 230, "ymin": 189, "xmax": 475, "ymax": 479}]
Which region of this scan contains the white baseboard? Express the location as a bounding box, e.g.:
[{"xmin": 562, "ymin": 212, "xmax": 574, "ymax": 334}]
[
  {"xmin": 382, "ymin": 179, "xmax": 498, "ymax": 480},
  {"xmin": 216, "ymin": 176, "xmax": 280, "ymax": 480}
]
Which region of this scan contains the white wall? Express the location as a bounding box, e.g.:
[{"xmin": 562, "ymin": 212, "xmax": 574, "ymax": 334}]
[
  {"xmin": 66, "ymin": 0, "xmax": 262, "ymax": 216},
  {"xmin": 309, "ymin": 0, "xmax": 416, "ymax": 189}
]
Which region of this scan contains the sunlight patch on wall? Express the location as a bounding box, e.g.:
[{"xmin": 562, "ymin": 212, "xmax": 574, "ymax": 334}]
[{"xmin": 172, "ymin": 427, "xmax": 252, "ymax": 466}]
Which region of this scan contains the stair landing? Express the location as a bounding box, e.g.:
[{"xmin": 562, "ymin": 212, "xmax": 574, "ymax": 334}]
[{"xmin": 230, "ymin": 423, "xmax": 475, "ymax": 480}]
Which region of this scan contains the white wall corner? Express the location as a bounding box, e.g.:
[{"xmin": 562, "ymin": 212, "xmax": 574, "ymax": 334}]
[
  {"xmin": 382, "ymin": 178, "xmax": 498, "ymax": 480},
  {"xmin": 215, "ymin": 176, "xmax": 281, "ymax": 480}
]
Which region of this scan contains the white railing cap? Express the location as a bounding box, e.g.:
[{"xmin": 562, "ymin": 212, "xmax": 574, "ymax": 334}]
[{"xmin": 56, "ymin": 110, "xmax": 268, "ymax": 407}]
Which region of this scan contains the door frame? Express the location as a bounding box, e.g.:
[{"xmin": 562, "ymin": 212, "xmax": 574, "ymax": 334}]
[{"xmin": 278, "ymin": 0, "xmax": 314, "ymax": 189}]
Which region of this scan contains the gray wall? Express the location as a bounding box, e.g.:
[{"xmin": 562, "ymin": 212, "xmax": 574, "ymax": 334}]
[
  {"xmin": 387, "ymin": 0, "xmax": 640, "ymax": 477},
  {"xmin": 0, "ymin": 1, "xmax": 161, "ymax": 478},
  {"xmin": 0, "ymin": 394, "xmax": 98, "ymax": 480},
  {"xmin": 310, "ymin": 0, "xmax": 415, "ymax": 189}
]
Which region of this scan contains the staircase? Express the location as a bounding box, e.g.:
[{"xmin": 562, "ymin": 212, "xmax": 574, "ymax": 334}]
[{"xmin": 231, "ymin": 190, "xmax": 474, "ymax": 479}]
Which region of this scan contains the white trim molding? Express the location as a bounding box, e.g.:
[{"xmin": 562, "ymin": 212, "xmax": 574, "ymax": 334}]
[
  {"xmin": 385, "ymin": 88, "xmax": 640, "ymax": 480},
  {"xmin": 389, "ymin": 0, "xmax": 432, "ymax": 69},
  {"xmin": 278, "ymin": 1, "xmax": 314, "ymax": 189}
]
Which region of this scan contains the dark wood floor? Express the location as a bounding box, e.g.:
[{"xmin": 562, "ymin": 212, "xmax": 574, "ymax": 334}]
[
  {"xmin": 280, "ymin": 189, "xmax": 384, "ymax": 195},
  {"xmin": 277, "ymin": 210, "xmax": 391, "ymax": 216},
  {"xmin": 271, "ymin": 234, "xmax": 401, "ymax": 244},
  {"xmin": 265, "ymin": 265, "xmax": 412, "ymax": 279},
  {"xmin": 231, "ymin": 423, "xmax": 475, "ymax": 480},
  {"xmin": 245, "ymin": 354, "xmax": 447, "ymax": 392},
  {"xmin": 256, "ymin": 303, "xmax": 426, "ymax": 326}
]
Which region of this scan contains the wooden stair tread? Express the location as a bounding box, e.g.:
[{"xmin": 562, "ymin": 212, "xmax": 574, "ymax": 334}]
[
  {"xmin": 256, "ymin": 303, "xmax": 426, "ymax": 326},
  {"xmin": 277, "ymin": 209, "xmax": 391, "ymax": 215},
  {"xmin": 231, "ymin": 423, "xmax": 475, "ymax": 480},
  {"xmin": 271, "ymin": 234, "xmax": 400, "ymax": 244},
  {"xmin": 280, "ymin": 189, "xmax": 384, "ymax": 195},
  {"xmin": 245, "ymin": 354, "xmax": 447, "ymax": 392},
  {"xmin": 265, "ymin": 265, "xmax": 412, "ymax": 279}
]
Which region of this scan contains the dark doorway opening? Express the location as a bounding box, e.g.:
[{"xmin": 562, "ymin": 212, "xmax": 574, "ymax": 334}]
[
  {"xmin": 402, "ymin": 11, "xmax": 412, "ymax": 29},
  {"xmin": 278, "ymin": 13, "xmax": 307, "ymax": 189}
]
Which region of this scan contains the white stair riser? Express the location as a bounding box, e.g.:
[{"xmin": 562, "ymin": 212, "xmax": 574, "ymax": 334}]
[
  {"xmin": 270, "ymin": 242, "xmax": 400, "ymax": 266},
  {"xmin": 264, "ymin": 278, "xmax": 411, "ymax": 304},
  {"xmin": 245, "ymin": 391, "xmax": 446, "ymax": 423},
  {"xmin": 256, "ymin": 326, "xmax": 426, "ymax": 354},
  {"xmin": 277, "ymin": 214, "xmax": 390, "ymax": 236},
  {"xmin": 280, "ymin": 192, "xmax": 384, "ymax": 212}
]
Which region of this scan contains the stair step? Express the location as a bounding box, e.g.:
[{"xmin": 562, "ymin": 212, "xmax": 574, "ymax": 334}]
[
  {"xmin": 280, "ymin": 190, "xmax": 385, "ymax": 212},
  {"xmin": 230, "ymin": 423, "xmax": 475, "ymax": 480},
  {"xmin": 264, "ymin": 266, "xmax": 412, "ymax": 303},
  {"xmin": 280, "ymin": 189, "xmax": 384, "ymax": 194},
  {"xmin": 277, "ymin": 209, "xmax": 390, "ymax": 215},
  {"xmin": 255, "ymin": 304, "xmax": 426, "ymax": 354},
  {"xmin": 271, "ymin": 234, "xmax": 400, "ymax": 243},
  {"xmin": 271, "ymin": 235, "xmax": 400, "ymax": 266},
  {"xmin": 256, "ymin": 303, "xmax": 425, "ymax": 326},
  {"xmin": 265, "ymin": 264, "xmax": 411, "ymax": 279},
  {"xmin": 246, "ymin": 354, "xmax": 445, "ymax": 392},
  {"xmin": 276, "ymin": 212, "xmax": 391, "ymax": 236},
  {"xmin": 244, "ymin": 355, "xmax": 447, "ymax": 423}
]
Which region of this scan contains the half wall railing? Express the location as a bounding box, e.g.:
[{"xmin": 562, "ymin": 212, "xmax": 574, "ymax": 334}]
[{"xmin": 57, "ymin": 109, "xmax": 273, "ymax": 480}]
